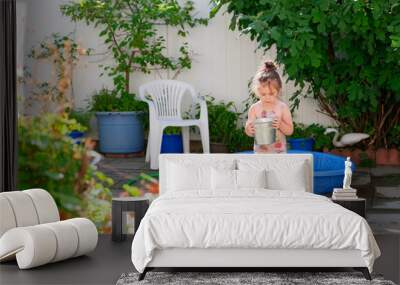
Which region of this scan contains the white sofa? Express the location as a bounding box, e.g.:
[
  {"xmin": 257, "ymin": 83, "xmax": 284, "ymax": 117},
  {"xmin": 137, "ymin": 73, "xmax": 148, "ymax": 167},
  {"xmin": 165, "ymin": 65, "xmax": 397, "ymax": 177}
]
[{"xmin": 0, "ymin": 189, "xmax": 98, "ymax": 269}]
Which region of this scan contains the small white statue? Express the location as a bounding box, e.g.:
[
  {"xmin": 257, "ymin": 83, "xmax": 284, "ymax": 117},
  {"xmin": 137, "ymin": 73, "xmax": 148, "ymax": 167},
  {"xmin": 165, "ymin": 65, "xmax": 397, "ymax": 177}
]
[{"xmin": 343, "ymin": 157, "xmax": 353, "ymax": 190}]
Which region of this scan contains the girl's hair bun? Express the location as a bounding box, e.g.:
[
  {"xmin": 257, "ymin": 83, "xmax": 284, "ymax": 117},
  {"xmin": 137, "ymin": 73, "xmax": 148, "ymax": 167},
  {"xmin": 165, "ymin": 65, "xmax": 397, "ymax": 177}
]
[{"xmin": 264, "ymin": 61, "xmax": 277, "ymax": 72}]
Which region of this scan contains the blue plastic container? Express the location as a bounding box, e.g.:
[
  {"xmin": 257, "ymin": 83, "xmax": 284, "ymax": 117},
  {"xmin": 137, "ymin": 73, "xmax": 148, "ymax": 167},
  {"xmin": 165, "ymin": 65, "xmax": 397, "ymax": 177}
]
[
  {"xmin": 69, "ymin": 130, "xmax": 85, "ymax": 140},
  {"xmin": 96, "ymin": 112, "xmax": 144, "ymax": 153},
  {"xmin": 161, "ymin": 134, "xmax": 183, "ymax": 153},
  {"xmin": 68, "ymin": 130, "xmax": 85, "ymax": 144},
  {"xmin": 238, "ymin": 150, "xmax": 355, "ymax": 195},
  {"xmin": 287, "ymin": 138, "xmax": 315, "ymax": 151}
]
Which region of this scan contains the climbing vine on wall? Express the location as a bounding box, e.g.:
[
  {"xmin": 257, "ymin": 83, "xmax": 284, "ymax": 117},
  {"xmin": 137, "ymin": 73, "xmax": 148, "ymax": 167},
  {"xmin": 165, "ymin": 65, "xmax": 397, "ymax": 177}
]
[{"xmin": 24, "ymin": 33, "xmax": 90, "ymax": 113}]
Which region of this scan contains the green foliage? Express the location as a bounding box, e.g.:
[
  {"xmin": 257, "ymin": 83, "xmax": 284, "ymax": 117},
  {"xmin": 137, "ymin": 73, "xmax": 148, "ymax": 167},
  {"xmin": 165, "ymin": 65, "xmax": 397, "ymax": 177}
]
[
  {"xmin": 61, "ymin": 0, "xmax": 207, "ymax": 96},
  {"xmin": 121, "ymin": 172, "xmax": 159, "ymax": 198},
  {"xmin": 164, "ymin": 127, "xmax": 181, "ymax": 135},
  {"xmin": 291, "ymin": 123, "xmax": 333, "ymax": 151},
  {"xmin": 18, "ymin": 113, "xmax": 113, "ymax": 231},
  {"xmin": 88, "ymin": 89, "xmax": 147, "ymax": 112},
  {"xmin": 24, "ymin": 33, "xmax": 91, "ymax": 112},
  {"xmin": 68, "ymin": 110, "xmax": 93, "ymax": 130},
  {"xmin": 28, "ymin": 33, "xmax": 91, "ymax": 62},
  {"xmin": 358, "ymin": 152, "xmax": 376, "ymax": 168},
  {"xmin": 226, "ymin": 127, "xmax": 253, "ymax": 152},
  {"xmin": 88, "ymin": 89, "xmax": 149, "ymax": 130},
  {"xmin": 212, "ymin": 0, "xmax": 400, "ymax": 148},
  {"xmin": 198, "ymin": 96, "xmax": 253, "ymax": 152},
  {"xmin": 204, "ymin": 96, "xmax": 238, "ymax": 144},
  {"xmin": 387, "ymin": 124, "xmax": 400, "ymax": 148}
]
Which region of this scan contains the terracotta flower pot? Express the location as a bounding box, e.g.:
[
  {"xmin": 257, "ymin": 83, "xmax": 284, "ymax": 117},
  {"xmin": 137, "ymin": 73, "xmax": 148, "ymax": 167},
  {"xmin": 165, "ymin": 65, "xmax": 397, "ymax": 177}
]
[
  {"xmin": 376, "ymin": 148, "xmax": 390, "ymax": 165},
  {"xmin": 388, "ymin": 148, "xmax": 400, "ymax": 165},
  {"xmin": 210, "ymin": 142, "xmax": 229, "ymax": 153},
  {"xmin": 366, "ymin": 147, "xmax": 376, "ymax": 162},
  {"xmin": 350, "ymin": 149, "xmax": 362, "ymax": 165},
  {"xmin": 327, "ymin": 148, "xmax": 352, "ymax": 158},
  {"xmin": 350, "ymin": 147, "xmax": 377, "ymax": 166}
]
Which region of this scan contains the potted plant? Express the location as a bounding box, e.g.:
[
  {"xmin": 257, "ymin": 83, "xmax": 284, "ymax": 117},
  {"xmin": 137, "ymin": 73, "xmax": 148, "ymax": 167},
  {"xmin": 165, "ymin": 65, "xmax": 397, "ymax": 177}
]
[
  {"xmin": 288, "ymin": 123, "xmax": 315, "ymax": 151},
  {"xmin": 88, "ymin": 89, "xmax": 147, "ymax": 153},
  {"xmin": 376, "ymin": 124, "xmax": 400, "ymax": 165},
  {"xmin": 161, "ymin": 127, "xmax": 183, "ymax": 153},
  {"xmin": 200, "ymin": 96, "xmax": 239, "ymax": 153},
  {"xmin": 68, "ymin": 110, "xmax": 93, "ymax": 144},
  {"xmin": 61, "ymin": 0, "xmax": 207, "ymax": 153},
  {"xmin": 192, "ymin": 95, "xmax": 253, "ymax": 153}
]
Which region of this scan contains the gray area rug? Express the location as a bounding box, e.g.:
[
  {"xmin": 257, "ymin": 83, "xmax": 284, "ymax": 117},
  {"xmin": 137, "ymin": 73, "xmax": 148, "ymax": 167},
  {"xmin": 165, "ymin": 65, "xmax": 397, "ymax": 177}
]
[{"xmin": 116, "ymin": 272, "xmax": 395, "ymax": 285}]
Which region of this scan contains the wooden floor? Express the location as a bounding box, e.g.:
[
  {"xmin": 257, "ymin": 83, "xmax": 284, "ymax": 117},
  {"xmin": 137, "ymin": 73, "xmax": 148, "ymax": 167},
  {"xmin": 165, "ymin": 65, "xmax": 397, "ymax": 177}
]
[
  {"xmin": 0, "ymin": 235, "xmax": 133, "ymax": 285},
  {"xmin": 1, "ymin": 234, "xmax": 399, "ymax": 285}
]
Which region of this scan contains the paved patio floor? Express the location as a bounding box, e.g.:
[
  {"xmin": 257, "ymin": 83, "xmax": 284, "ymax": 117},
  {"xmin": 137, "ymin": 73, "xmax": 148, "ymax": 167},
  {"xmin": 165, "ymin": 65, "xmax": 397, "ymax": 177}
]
[{"xmin": 97, "ymin": 155, "xmax": 150, "ymax": 197}]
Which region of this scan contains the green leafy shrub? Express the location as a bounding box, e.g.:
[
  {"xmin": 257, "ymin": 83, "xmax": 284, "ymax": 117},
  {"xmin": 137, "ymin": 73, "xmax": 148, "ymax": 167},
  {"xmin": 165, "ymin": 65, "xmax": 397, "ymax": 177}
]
[
  {"xmin": 290, "ymin": 123, "xmax": 333, "ymax": 151},
  {"xmin": 204, "ymin": 96, "xmax": 238, "ymax": 144},
  {"xmin": 68, "ymin": 110, "xmax": 93, "ymax": 130},
  {"xmin": 88, "ymin": 89, "xmax": 147, "ymax": 112},
  {"xmin": 212, "ymin": 0, "xmax": 400, "ymax": 148},
  {"xmin": 88, "ymin": 89, "xmax": 149, "ymax": 131},
  {"xmin": 18, "ymin": 113, "xmax": 113, "ymax": 232},
  {"xmin": 387, "ymin": 124, "xmax": 400, "ymax": 148},
  {"xmin": 164, "ymin": 127, "xmax": 182, "ymax": 135},
  {"xmin": 226, "ymin": 127, "xmax": 253, "ymax": 152},
  {"xmin": 196, "ymin": 96, "xmax": 253, "ymax": 152}
]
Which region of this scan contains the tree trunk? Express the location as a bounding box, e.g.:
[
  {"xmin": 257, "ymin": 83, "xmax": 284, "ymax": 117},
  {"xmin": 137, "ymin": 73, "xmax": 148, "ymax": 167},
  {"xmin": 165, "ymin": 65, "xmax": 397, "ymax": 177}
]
[{"xmin": 125, "ymin": 69, "xmax": 130, "ymax": 94}]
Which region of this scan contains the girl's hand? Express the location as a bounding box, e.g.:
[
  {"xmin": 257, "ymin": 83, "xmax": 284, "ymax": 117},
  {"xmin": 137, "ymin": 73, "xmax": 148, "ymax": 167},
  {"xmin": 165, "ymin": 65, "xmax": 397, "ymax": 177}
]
[
  {"xmin": 272, "ymin": 118, "xmax": 281, "ymax": 130},
  {"xmin": 245, "ymin": 122, "xmax": 255, "ymax": 136}
]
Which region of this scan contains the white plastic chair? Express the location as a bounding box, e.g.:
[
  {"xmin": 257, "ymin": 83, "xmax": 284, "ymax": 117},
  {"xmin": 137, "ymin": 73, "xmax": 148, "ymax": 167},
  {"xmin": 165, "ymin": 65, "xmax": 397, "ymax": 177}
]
[{"xmin": 139, "ymin": 80, "xmax": 210, "ymax": 169}]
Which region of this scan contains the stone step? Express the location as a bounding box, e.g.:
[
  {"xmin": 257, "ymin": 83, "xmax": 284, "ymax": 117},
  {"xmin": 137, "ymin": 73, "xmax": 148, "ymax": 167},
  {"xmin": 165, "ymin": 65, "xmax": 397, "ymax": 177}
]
[
  {"xmin": 371, "ymin": 198, "xmax": 400, "ymax": 210},
  {"xmin": 376, "ymin": 187, "xmax": 400, "ymax": 199},
  {"xmin": 367, "ymin": 212, "xmax": 400, "ymax": 235},
  {"xmin": 352, "ymin": 171, "xmax": 371, "ymax": 186}
]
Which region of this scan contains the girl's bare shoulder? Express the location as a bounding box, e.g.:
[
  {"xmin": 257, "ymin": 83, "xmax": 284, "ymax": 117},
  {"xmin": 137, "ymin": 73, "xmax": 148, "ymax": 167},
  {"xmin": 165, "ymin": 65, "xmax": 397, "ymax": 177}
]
[
  {"xmin": 277, "ymin": 100, "xmax": 290, "ymax": 110},
  {"xmin": 249, "ymin": 101, "xmax": 262, "ymax": 112}
]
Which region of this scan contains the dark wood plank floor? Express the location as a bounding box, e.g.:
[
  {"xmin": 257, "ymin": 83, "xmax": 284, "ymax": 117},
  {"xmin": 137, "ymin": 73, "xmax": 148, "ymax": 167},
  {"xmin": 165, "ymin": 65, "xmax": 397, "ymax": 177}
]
[
  {"xmin": 1, "ymin": 234, "xmax": 399, "ymax": 285},
  {"xmin": 0, "ymin": 235, "xmax": 134, "ymax": 285}
]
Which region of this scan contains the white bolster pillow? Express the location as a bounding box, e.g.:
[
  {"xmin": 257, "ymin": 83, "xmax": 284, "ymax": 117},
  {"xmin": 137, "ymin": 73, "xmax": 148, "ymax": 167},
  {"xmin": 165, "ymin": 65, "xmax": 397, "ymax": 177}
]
[{"xmin": 0, "ymin": 218, "xmax": 98, "ymax": 269}]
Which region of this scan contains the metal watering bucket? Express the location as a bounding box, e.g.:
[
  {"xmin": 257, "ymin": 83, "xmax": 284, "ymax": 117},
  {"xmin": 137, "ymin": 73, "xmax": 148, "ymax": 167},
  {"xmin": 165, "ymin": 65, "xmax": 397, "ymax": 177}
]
[{"xmin": 254, "ymin": 118, "xmax": 276, "ymax": 145}]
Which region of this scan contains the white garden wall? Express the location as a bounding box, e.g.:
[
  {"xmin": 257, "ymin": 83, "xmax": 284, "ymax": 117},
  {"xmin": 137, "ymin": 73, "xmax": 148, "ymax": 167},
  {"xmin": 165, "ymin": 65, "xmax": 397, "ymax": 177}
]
[{"xmin": 17, "ymin": 0, "xmax": 334, "ymax": 126}]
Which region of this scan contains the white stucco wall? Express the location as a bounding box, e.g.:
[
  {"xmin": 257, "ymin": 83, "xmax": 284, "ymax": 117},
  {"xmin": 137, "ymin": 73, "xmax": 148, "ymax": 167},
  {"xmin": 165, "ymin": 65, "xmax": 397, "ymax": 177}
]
[{"xmin": 17, "ymin": 0, "xmax": 334, "ymax": 126}]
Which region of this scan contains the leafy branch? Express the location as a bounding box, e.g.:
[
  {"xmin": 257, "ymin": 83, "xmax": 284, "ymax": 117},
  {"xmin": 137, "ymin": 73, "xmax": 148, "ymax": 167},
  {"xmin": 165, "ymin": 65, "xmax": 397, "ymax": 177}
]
[{"xmin": 61, "ymin": 0, "xmax": 207, "ymax": 96}]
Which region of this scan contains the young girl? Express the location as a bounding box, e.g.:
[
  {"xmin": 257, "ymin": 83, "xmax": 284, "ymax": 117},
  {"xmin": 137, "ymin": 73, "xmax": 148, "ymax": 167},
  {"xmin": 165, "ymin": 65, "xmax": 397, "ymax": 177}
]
[{"xmin": 245, "ymin": 61, "xmax": 294, "ymax": 153}]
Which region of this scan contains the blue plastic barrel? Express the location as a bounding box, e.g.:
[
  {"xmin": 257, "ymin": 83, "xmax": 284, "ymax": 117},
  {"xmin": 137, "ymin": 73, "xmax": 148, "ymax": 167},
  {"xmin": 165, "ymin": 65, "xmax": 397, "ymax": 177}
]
[
  {"xmin": 287, "ymin": 138, "xmax": 315, "ymax": 151},
  {"xmin": 161, "ymin": 134, "xmax": 183, "ymax": 153},
  {"xmin": 96, "ymin": 112, "xmax": 144, "ymax": 153}
]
